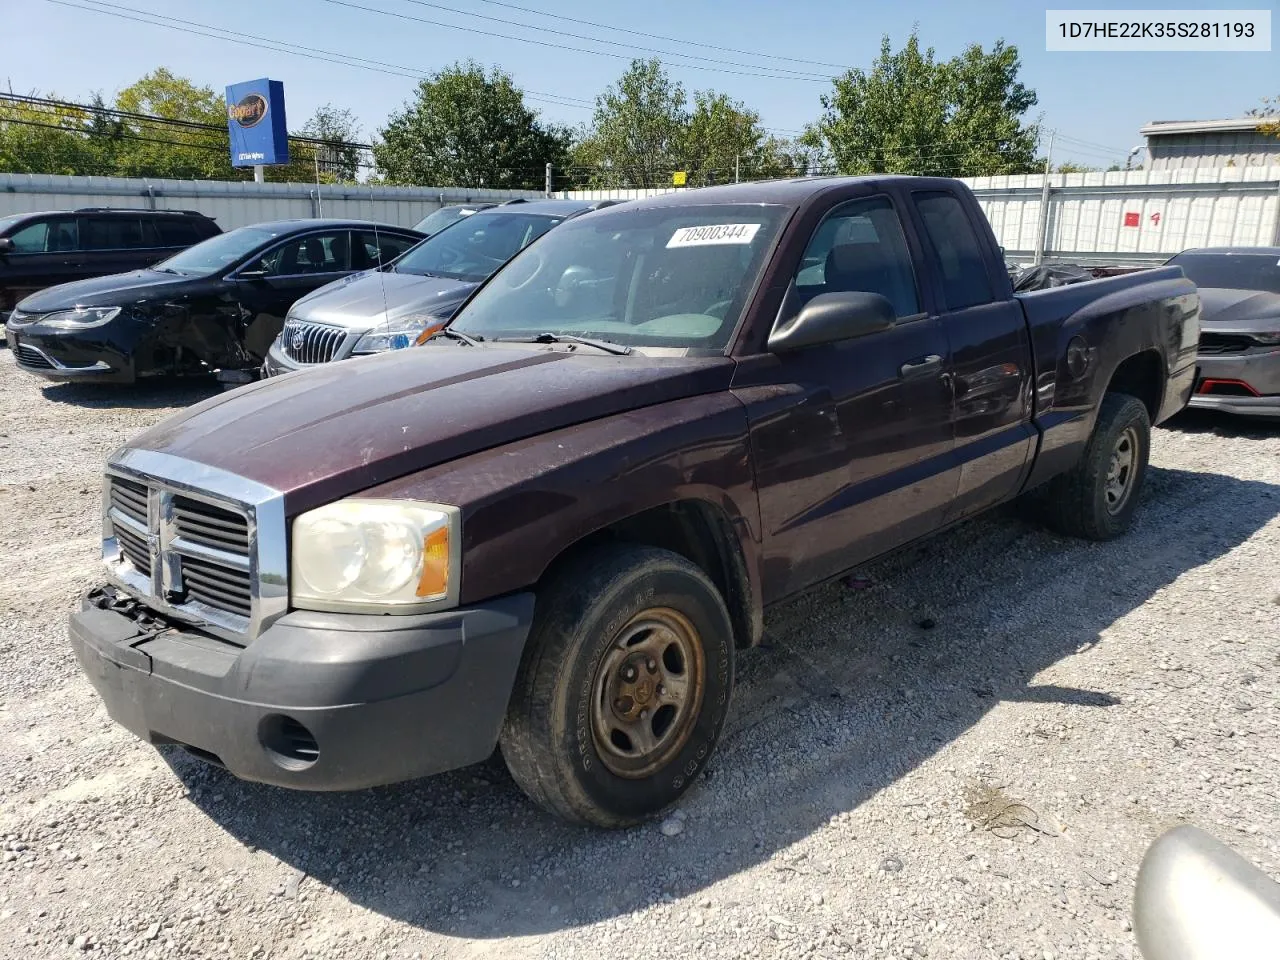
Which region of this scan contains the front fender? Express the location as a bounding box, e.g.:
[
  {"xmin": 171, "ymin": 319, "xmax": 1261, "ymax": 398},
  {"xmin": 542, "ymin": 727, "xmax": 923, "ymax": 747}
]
[{"xmin": 357, "ymin": 391, "xmax": 762, "ymax": 614}]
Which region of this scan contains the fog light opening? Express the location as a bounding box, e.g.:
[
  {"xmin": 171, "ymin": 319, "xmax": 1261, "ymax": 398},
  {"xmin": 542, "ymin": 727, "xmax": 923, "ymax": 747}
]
[{"xmin": 259, "ymin": 714, "xmax": 320, "ymax": 771}]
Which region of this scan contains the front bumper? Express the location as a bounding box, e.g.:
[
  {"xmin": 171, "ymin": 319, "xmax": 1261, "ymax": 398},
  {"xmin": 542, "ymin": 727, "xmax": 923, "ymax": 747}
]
[
  {"xmin": 1189, "ymin": 347, "xmax": 1280, "ymax": 418},
  {"xmin": 263, "ymin": 338, "xmax": 305, "ymax": 377},
  {"xmin": 5, "ymin": 325, "xmax": 133, "ymax": 382},
  {"xmin": 70, "ymin": 586, "xmax": 535, "ymax": 790}
]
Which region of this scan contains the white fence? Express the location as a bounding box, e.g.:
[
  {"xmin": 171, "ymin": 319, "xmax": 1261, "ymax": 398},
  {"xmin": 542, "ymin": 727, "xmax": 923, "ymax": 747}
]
[{"xmin": 3, "ymin": 167, "xmax": 1278, "ymax": 264}]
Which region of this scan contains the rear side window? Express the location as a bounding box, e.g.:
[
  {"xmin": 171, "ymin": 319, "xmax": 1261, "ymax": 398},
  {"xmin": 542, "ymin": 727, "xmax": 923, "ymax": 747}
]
[
  {"xmin": 793, "ymin": 195, "xmax": 920, "ymax": 319},
  {"xmin": 81, "ymin": 216, "xmax": 145, "ymax": 251},
  {"xmin": 152, "ymin": 219, "xmax": 199, "ymax": 246},
  {"xmin": 353, "ymin": 230, "xmax": 418, "ymax": 269},
  {"xmin": 913, "ymin": 192, "xmax": 994, "ymax": 310}
]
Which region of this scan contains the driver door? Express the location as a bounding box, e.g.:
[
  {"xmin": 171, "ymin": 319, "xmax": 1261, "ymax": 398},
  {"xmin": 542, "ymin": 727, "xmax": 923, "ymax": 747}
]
[
  {"xmin": 734, "ymin": 192, "xmax": 957, "ymax": 602},
  {"xmin": 234, "ymin": 230, "xmax": 355, "ymax": 359}
]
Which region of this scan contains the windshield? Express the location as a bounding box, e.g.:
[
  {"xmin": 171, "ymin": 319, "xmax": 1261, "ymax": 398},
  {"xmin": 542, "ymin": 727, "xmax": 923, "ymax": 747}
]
[
  {"xmin": 391, "ymin": 212, "xmax": 562, "ymax": 282},
  {"xmin": 155, "ymin": 226, "xmax": 279, "ymax": 275},
  {"xmin": 1166, "ymin": 253, "xmax": 1280, "ymax": 294},
  {"xmin": 450, "ymin": 204, "xmax": 788, "ymax": 351},
  {"xmin": 413, "ymin": 206, "xmax": 480, "ymax": 236}
]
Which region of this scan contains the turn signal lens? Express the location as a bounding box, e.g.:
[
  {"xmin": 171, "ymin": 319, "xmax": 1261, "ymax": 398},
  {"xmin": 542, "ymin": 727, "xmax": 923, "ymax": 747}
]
[
  {"xmin": 417, "ymin": 526, "xmax": 451, "ymax": 599},
  {"xmin": 413, "ymin": 320, "xmax": 448, "ymax": 346}
]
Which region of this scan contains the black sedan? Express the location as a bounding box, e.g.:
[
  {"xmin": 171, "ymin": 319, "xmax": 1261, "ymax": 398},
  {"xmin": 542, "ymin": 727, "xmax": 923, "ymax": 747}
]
[
  {"xmin": 5, "ymin": 219, "xmax": 422, "ymax": 383},
  {"xmin": 1168, "ymin": 247, "xmax": 1280, "ymax": 418}
]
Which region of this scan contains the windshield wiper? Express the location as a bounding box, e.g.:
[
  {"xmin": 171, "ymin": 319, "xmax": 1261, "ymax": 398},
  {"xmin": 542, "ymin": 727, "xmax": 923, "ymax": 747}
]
[
  {"xmin": 153, "ymin": 266, "xmax": 182, "ymax": 275},
  {"xmin": 494, "ymin": 333, "xmax": 632, "ymax": 355},
  {"xmin": 424, "ymin": 327, "xmax": 484, "ymax": 347}
]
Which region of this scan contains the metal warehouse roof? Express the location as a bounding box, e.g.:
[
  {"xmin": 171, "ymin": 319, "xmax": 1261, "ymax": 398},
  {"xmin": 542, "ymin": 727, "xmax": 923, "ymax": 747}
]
[{"xmin": 1140, "ymin": 118, "xmax": 1269, "ymax": 137}]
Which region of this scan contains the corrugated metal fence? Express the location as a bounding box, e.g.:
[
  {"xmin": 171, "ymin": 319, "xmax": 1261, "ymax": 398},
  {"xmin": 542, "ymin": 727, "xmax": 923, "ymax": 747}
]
[
  {"xmin": 3, "ymin": 167, "xmax": 1279, "ymax": 263},
  {"xmin": 0, "ymin": 173, "xmax": 544, "ymax": 230}
]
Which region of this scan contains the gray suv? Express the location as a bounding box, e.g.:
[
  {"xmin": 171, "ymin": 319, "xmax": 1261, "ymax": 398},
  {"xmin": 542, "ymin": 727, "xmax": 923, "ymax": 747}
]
[{"xmin": 263, "ymin": 200, "xmax": 618, "ymax": 375}]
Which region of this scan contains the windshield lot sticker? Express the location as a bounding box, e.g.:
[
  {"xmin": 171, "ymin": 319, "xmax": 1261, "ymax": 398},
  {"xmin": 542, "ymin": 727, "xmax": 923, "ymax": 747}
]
[{"xmin": 667, "ymin": 224, "xmax": 762, "ymax": 248}]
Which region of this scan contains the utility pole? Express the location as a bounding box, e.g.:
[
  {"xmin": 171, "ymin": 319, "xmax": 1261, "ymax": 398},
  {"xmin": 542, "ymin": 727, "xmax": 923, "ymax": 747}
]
[
  {"xmin": 1032, "ymin": 129, "xmax": 1055, "ymax": 266},
  {"xmin": 545, "ymin": 162, "xmax": 553, "ymax": 198},
  {"xmin": 253, "ymin": 165, "xmax": 265, "ymax": 184},
  {"xmin": 735, "ymin": 153, "xmax": 740, "ymax": 183}
]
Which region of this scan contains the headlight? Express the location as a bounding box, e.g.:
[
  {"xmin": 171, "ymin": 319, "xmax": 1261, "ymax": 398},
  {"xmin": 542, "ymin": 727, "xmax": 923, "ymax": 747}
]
[
  {"xmin": 290, "ymin": 499, "xmax": 459, "ymax": 612},
  {"xmin": 352, "ymin": 314, "xmax": 447, "ymax": 354},
  {"xmin": 40, "ymin": 306, "xmax": 122, "ymax": 329}
]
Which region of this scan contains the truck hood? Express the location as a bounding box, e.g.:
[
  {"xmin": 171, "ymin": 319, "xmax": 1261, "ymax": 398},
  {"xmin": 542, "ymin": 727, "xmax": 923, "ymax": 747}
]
[
  {"xmin": 289, "ymin": 270, "xmax": 476, "ymax": 331},
  {"xmin": 1197, "ymin": 287, "xmax": 1280, "ymax": 330},
  {"xmin": 17, "ymin": 270, "xmax": 191, "ymax": 311},
  {"xmin": 126, "ymin": 345, "xmax": 735, "ymax": 511}
]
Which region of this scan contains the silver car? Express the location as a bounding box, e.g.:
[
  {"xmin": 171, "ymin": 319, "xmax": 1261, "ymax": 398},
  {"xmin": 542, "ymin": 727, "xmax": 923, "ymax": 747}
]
[
  {"xmin": 263, "ymin": 200, "xmax": 617, "ymax": 376},
  {"xmin": 1168, "ymin": 247, "xmax": 1280, "ymax": 418}
]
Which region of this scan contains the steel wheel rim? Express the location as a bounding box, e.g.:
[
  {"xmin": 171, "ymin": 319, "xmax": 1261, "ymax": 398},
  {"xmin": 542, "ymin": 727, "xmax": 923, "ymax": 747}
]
[
  {"xmin": 590, "ymin": 607, "xmax": 705, "ymax": 779},
  {"xmin": 1105, "ymin": 426, "xmax": 1139, "ymax": 514}
]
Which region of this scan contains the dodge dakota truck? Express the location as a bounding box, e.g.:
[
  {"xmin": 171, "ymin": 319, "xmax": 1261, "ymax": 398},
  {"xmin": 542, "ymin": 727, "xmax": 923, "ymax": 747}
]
[{"xmin": 69, "ymin": 176, "xmax": 1200, "ymax": 828}]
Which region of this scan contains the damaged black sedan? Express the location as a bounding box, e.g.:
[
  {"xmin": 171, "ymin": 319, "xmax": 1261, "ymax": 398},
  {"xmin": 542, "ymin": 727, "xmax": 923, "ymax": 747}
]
[{"xmin": 5, "ymin": 219, "xmax": 422, "ymax": 383}]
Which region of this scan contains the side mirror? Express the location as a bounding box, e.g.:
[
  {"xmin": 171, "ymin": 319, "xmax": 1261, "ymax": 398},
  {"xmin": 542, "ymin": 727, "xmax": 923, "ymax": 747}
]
[
  {"xmin": 236, "ymin": 268, "xmax": 268, "ymax": 281},
  {"xmin": 767, "ymin": 291, "xmax": 896, "ymax": 352},
  {"xmin": 1133, "ymin": 825, "xmax": 1280, "ymax": 959},
  {"xmin": 0, "ymin": 237, "xmax": 13, "ymax": 254}
]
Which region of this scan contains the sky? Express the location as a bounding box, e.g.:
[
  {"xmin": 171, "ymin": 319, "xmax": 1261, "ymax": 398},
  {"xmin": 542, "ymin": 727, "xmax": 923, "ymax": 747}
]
[{"xmin": 3, "ymin": 0, "xmax": 1277, "ymax": 169}]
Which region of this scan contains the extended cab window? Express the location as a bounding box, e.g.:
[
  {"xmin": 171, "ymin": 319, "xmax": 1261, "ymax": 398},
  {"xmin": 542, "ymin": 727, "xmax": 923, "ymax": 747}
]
[
  {"xmin": 794, "ymin": 196, "xmax": 920, "ymax": 319},
  {"xmin": 913, "ymin": 192, "xmax": 994, "ymax": 310}
]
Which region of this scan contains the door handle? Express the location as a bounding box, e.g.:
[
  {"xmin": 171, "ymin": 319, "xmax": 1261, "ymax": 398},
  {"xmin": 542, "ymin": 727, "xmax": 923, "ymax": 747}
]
[{"xmin": 899, "ymin": 354, "xmax": 943, "ymax": 380}]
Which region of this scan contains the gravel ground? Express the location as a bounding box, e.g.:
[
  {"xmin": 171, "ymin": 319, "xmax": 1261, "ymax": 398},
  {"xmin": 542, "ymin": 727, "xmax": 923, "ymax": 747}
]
[{"xmin": 1, "ymin": 347, "xmax": 1278, "ymax": 960}]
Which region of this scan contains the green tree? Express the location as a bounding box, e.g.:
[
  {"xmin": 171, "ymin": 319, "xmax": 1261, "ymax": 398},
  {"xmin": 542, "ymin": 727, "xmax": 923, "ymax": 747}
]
[
  {"xmin": 1055, "ymin": 162, "xmax": 1098, "ymax": 173},
  {"xmin": 299, "ymin": 104, "xmax": 363, "ymax": 182},
  {"xmin": 806, "ymin": 31, "xmax": 1039, "ymax": 177},
  {"xmin": 113, "ymin": 68, "xmax": 232, "ymax": 179},
  {"xmin": 1249, "ymin": 94, "xmax": 1280, "ymax": 138},
  {"xmin": 572, "ymin": 59, "xmax": 688, "ymax": 188},
  {"xmin": 679, "ymin": 91, "xmax": 803, "ymax": 186},
  {"xmin": 0, "ymin": 94, "xmax": 107, "ymax": 175},
  {"xmin": 374, "ymin": 61, "xmax": 568, "ymax": 188}
]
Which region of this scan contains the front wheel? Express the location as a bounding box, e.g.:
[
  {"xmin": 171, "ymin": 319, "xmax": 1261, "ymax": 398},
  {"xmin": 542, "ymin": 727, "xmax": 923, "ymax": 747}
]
[
  {"xmin": 1042, "ymin": 391, "xmax": 1152, "ymax": 540},
  {"xmin": 500, "ymin": 544, "xmax": 735, "ymax": 827}
]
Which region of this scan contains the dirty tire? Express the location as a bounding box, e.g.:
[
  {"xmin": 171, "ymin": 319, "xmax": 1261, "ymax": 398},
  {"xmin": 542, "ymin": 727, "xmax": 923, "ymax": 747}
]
[
  {"xmin": 1042, "ymin": 391, "xmax": 1151, "ymax": 541},
  {"xmin": 500, "ymin": 544, "xmax": 735, "ymax": 828}
]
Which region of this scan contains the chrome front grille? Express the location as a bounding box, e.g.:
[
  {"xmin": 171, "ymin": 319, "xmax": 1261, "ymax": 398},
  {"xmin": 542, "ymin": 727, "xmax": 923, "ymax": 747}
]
[
  {"xmin": 14, "ymin": 343, "xmax": 55, "ymax": 369},
  {"xmin": 280, "ymin": 318, "xmax": 349, "ymax": 365},
  {"xmin": 102, "ymin": 450, "xmax": 287, "ymax": 644}
]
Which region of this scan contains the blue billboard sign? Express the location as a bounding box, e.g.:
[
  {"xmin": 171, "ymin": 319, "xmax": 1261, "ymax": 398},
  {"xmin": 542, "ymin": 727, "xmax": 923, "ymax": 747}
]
[{"xmin": 225, "ymin": 78, "xmax": 289, "ymax": 167}]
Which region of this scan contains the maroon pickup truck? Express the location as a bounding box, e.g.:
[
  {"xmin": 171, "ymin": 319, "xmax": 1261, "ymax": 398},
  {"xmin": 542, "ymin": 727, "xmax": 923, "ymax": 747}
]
[{"xmin": 70, "ymin": 176, "xmax": 1200, "ymax": 827}]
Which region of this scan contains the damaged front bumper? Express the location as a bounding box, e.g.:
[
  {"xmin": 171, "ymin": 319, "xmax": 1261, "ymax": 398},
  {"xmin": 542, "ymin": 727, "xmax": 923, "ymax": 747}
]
[
  {"xmin": 70, "ymin": 585, "xmax": 536, "ymax": 791},
  {"xmin": 5, "ymin": 324, "xmax": 135, "ymax": 382}
]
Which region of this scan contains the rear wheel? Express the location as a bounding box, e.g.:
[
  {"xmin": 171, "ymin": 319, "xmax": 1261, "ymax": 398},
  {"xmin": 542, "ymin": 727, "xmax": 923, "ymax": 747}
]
[
  {"xmin": 1042, "ymin": 392, "xmax": 1151, "ymax": 540},
  {"xmin": 500, "ymin": 544, "xmax": 735, "ymax": 827}
]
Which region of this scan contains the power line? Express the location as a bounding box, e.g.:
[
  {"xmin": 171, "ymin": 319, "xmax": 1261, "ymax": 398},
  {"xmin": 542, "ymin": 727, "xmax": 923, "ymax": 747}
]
[
  {"xmin": 475, "ymin": 0, "xmax": 851, "ymax": 71},
  {"xmin": 0, "ymin": 92, "xmax": 375, "ymax": 151},
  {"xmin": 319, "ymin": 0, "xmax": 831, "ymax": 83},
  {"xmin": 39, "ymin": 0, "xmax": 596, "ymax": 112},
  {"xmin": 394, "ymin": 0, "xmax": 833, "ymax": 80}
]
